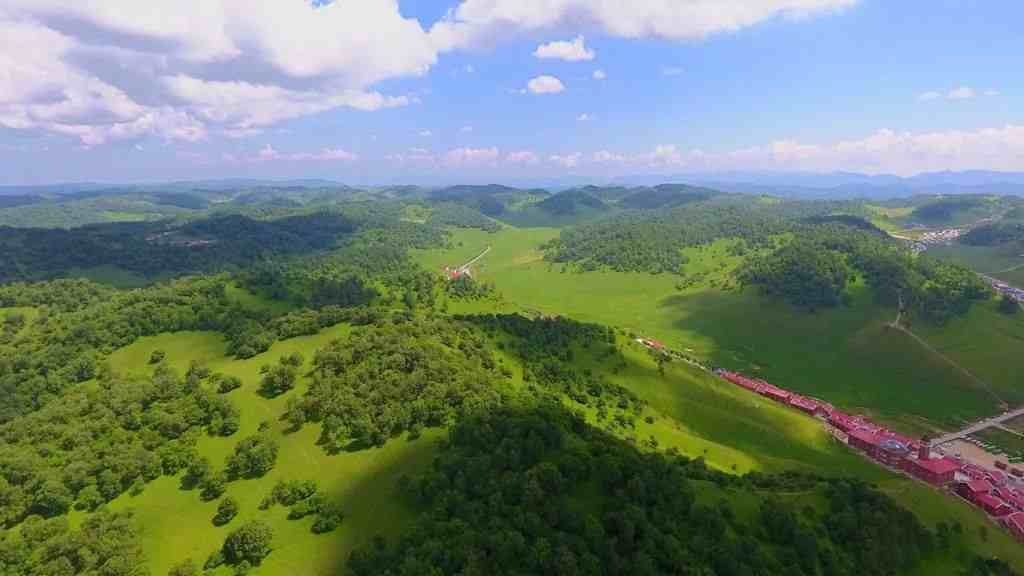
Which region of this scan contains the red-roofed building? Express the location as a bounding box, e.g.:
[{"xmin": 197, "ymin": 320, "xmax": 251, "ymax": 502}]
[
  {"xmin": 759, "ymin": 384, "xmax": 791, "ymax": 403},
  {"xmin": 1002, "ymin": 492, "xmax": 1024, "ymax": 512},
  {"xmin": 902, "ymin": 456, "xmax": 960, "ymax": 486},
  {"xmin": 788, "ymin": 394, "xmax": 819, "ymax": 414},
  {"xmin": 987, "ymin": 470, "xmax": 1008, "ymax": 487},
  {"xmin": 848, "ymin": 428, "xmax": 879, "ymax": 454},
  {"xmin": 1003, "ymin": 512, "xmax": 1024, "ymax": 541},
  {"xmin": 643, "ymin": 338, "xmax": 666, "ymax": 350},
  {"xmin": 958, "ymin": 479, "xmax": 994, "ymax": 503},
  {"xmin": 962, "ymin": 464, "xmax": 988, "ymax": 481},
  {"xmin": 975, "ymin": 493, "xmax": 1014, "ymax": 517},
  {"xmin": 828, "ymin": 411, "xmax": 857, "ymax": 433}
]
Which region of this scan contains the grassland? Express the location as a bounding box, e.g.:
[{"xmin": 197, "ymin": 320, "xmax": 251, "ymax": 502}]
[
  {"xmin": 103, "ymin": 326, "xmax": 439, "ymax": 576},
  {"xmin": 929, "ymin": 243, "xmax": 1024, "ymax": 280},
  {"xmin": 73, "ymin": 300, "xmax": 1023, "ymax": 573},
  {"xmin": 415, "ymin": 227, "xmax": 1024, "ymax": 433}
]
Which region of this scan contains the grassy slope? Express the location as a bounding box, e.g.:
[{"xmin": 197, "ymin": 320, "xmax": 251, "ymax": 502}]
[
  {"xmin": 415, "ymin": 227, "xmax": 1020, "ymax": 433},
  {"xmin": 103, "ymin": 327, "xmax": 439, "ymax": 576},
  {"xmin": 929, "ymin": 243, "xmax": 1024, "ymax": 279},
  {"xmin": 413, "ymin": 227, "xmax": 1024, "ymax": 570},
  {"xmin": 67, "ymin": 289, "xmax": 1024, "ymax": 573}
]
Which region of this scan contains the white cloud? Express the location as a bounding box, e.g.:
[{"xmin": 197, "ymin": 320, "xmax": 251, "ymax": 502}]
[
  {"xmin": 444, "ymin": 146, "xmax": 500, "ymax": 166},
  {"xmin": 534, "ymin": 35, "xmax": 595, "ymax": 61},
  {"xmin": 549, "ymin": 152, "xmax": 583, "ymax": 168},
  {"xmin": 592, "ymin": 150, "xmax": 627, "ymax": 163},
  {"xmin": 946, "ymin": 86, "xmax": 976, "ymax": 100},
  {"xmin": 920, "ymin": 86, "xmax": 988, "ymax": 102},
  {"xmin": 461, "ymin": 125, "xmax": 474, "ymax": 133},
  {"xmin": 0, "ymin": 0, "xmax": 432, "ymax": 144},
  {"xmin": 430, "ymin": 0, "xmax": 855, "ymax": 50},
  {"xmin": 204, "ymin": 144, "xmax": 358, "ymax": 165},
  {"xmin": 556, "ymin": 125, "xmax": 1024, "ymax": 176},
  {"xmin": 465, "ymin": 64, "xmax": 476, "ymax": 73},
  {"xmin": 577, "ymin": 113, "xmax": 593, "ymax": 122},
  {"xmin": 527, "ymin": 75, "xmax": 565, "ymax": 94},
  {"xmin": 506, "ymin": 150, "xmax": 540, "ymax": 164},
  {"xmin": 592, "ymin": 69, "xmax": 607, "ymax": 80},
  {"xmin": 419, "ymin": 130, "xmax": 433, "ymax": 137},
  {"xmin": 662, "ymin": 66, "xmax": 684, "ymax": 77}
]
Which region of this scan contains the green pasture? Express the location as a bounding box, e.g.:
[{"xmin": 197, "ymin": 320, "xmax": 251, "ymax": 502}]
[
  {"xmin": 415, "ymin": 227, "xmax": 1015, "ymax": 433},
  {"xmin": 106, "ymin": 327, "xmax": 438, "ymax": 576},
  {"xmin": 928, "ymin": 243, "xmax": 1024, "ymax": 279}
]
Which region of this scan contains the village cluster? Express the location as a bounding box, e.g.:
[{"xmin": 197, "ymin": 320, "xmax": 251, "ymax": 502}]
[
  {"xmin": 712, "ymin": 369, "xmax": 1024, "ymax": 541},
  {"xmin": 988, "ymin": 276, "xmax": 1024, "ymax": 304}
]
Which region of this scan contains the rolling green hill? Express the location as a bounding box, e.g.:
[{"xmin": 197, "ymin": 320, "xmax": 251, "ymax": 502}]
[{"xmin": 3, "ymin": 195, "xmax": 1024, "ymax": 576}]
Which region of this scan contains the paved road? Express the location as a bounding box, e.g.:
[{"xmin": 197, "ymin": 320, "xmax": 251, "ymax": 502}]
[
  {"xmin": 457, "ymin": 246, "xmax": 491, "ymax": 273},
  {"xmin": 931, "ymin": 406, "xmax": 1024, "ymax": 447}
]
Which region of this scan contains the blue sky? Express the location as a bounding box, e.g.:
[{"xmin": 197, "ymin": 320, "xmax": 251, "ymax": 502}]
[{"xmin": 0, "ymin": 0, "xmax": 1021, "ymax": 185}]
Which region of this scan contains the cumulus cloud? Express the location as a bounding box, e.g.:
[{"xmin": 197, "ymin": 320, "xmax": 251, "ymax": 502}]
[
  {"xmin": 534, "ymin": 35, "xmax": 595, "ymax": 61},
  {"xmin": 506, "ymin": 150, "xmax": 540, "ymax": 164},
  {"xmin": 189, "ymin": 144, "xmax": 358, "ymax": 165},
  {"xmin": 430, "ymin": 0, "xmax": 856, "ymax": 50},
  {"xmin": 946, "ymin": 86, "xmax": 976, "ymax": 100},
  {"xmin": 461, "ymin": 125, "xmax": 474, "ymax": 133},
  {"xmin": 662, "ymin": 67, "xmax": 684, "ymax": 77},
  {"xmin": 549, "ymin": 152, "xmax": 583, "ymax": 168},
  {"xmin": 577, "ymin": 113, "xmax": 593, "ymax": 122},
  {"xmin": 419, "ymin": 130, "xmax": 434, "ymax": 137},
  {"xmin": 920, "ymin": 86, "xmax": 988, "ymax": 102},
  {"xmin": 0, "ymin": 0, "xmax": 432, "ymax": 144},
  {"xmin": 2, "ymin": 0, "xmax": 859, "ymax": 146},
  {"xmin": 549, "ymin": 125, "xmax": 1024, "ymax": 176},
  {"xmin": 527, "ymin": 75, "xmax": 566, "ymax": 94},
  {"xmin": 593, "ymin": 69, "xmax": 607, "ymax": 80},
  {"xmin": 444, "ymin": 147, "xmax": 500, "ymax": 166}
]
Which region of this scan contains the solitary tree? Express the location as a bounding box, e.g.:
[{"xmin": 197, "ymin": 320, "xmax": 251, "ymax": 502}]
[
  {"xmin": 223, "ymin": 520, "xmax": 274, "ymax": 566},
  {"xmin": 213, "ymin": 496, "xmax": 239, "ymax": 526}
]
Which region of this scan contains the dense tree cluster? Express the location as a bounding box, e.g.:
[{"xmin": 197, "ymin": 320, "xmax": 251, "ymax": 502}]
[
  {"xmin": 0, "ymin": 510, "xmax": 147, "ymax": 576},
  {"xmin": 348, "ymin": 403, "xmax": 957, "ymax": 576},
  {"xmin": 739, "ymin": 224, "xmax": 992, "ymax": 321},
  {"xmin": 289, "ymin": 316, "xmax": 506, "ymax": 450},
  {"xmin": 740, "ymin": 239, "xmax": 852, "ymax": 309},
  {"xmin": 461, "ymin": 314, "xmax": 643, "ymax": 428},
  {"xmin": 258, "ymin": 354, "xmax": 302, "ymax": 398},
  {"xmin": 225, "ymin": 434, "xmax": 279, "ymax": 480},
  {"xmin": 962, "ymin": 222, "xmax": 1024, "ymax": 247},
  {"xmin": 444, "ymin": 274, "xmax": 494, "ymax": 300},
  {"xmin": 0, "ymin": 211, "xmax": 357, "ymax": 283},
  {"xmin": 543, "ymin": 199, "xmax": 800, "ymax": 274},
  {"xmin": 0, "ymin": 276, "xmax": 274, "ymax": 422},
  {"xmin": 0, "ymin": 363, "xmax": 239, "ymax": 526},
  {"xmin": 910, "ymin": 196, "xmax": 986, "ymax": 224},
  {"xmin": 427, "ymin": 202, "xmax": 502, "ymax": 232}
]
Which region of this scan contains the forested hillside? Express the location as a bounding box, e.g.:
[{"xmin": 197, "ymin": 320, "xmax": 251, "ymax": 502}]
[{"xmin": 0, "ymin": 188, "xmax": 1021, "ymax": 576}]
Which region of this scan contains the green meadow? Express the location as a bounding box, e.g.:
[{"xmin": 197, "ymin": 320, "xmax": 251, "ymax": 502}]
[
  {"xmin": 50, "ymin": 277, "xmax": 1021, "ymax": 574},
  {"xmin": 103, "ymin": 326, "xmax": 438, "ymax": 576},
  {"xmin": 929, "ymin": 243, "xmax": 1024, "ymax": 281},
  {"xmin": 415, "ymin": 227, "xmax": 1024, "ymax": 434}
]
